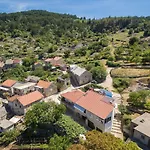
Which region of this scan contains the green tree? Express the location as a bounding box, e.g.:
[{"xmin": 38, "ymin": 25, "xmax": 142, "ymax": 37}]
[
  {"xmin": 2, "ymin": 65, "xmax": 27, "ymax": 81},
  {"xmin": 128, "ymin": 90, "xmax": 150, "ymax": 108},
  {"xmin": 83, "ymin": 130, "xmax": 140, "ymax": 150},
  {"xmin": 64, "ymin": 50, "xmax": 70, "ymax": 58},
  {"xmin": 25, "ymin": 102, "xmax": 66, "ymax": 130},
  {"xmin": 55, "ymin": 115, "xmax": 86, "ymax": 139},
  {"xmin": 22, "ymin": 57, "xmax": 37, "ymax": 68},
  {"xmin": 49, "ymin": 134, "xmax": 70, "ymax": 150},
  {"xmin": 142, "ymin": 49, "xmax": 150, "ymax": 63},
  {"xmin": 90, "ymin": 66, "xmax": 106, "ymax": 83},
  {"xmin": 129, "ymin": 37, "xmax": 139, "ymax": 45}
]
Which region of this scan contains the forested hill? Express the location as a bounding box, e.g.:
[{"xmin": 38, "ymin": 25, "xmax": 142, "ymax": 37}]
[
  {"xmin": 0, "ymin": 10, "xmax": 89, "ymax": 38},
  {"xmin": 0, "ymin": 10, "xmax": 150, "ymax": 37},
  {"xmin": 89, "ymin": 16, "xmax": 150, "ymax": 36},
  {"xmin": 0, "ymin": 10, "xmax": 150, "ymax": 59}
]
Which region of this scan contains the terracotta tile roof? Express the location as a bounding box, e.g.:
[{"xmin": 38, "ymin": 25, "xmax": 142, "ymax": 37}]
[
  {"xmin": 2, "ymin": 79, "xmax": 17, "ymax": 87},
  {"xmin": 13, "ymin": 59, "xmax": 21, "ymax": 64},
  {"xmin": 8, "ymin": 95, "xmax": 19, "ymax": 102},
  {"xmin": 54, "ymin": 57, "xmax": 62, "ymax": 61},
  {"xmin": 61, "ymin": 90, "xmax": 85, "ymax": 103},
  {"xmin": 76, "ymin": 90, "xmax": 114, "ymax": 119},
  {"xmin": 37, "ymin": 80, "xmax": 51, "ymax": 89},
  {"xmin": 45, "ymin": 58, "xmax": 53, "ymax": 62},
  {"xmin": 17, "ymin": 91, "xmax": 44, "ymax": 107}
]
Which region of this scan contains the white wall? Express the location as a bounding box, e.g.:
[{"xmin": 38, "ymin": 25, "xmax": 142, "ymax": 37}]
[
  {"xmin": 14, "ymin": 85, "xmax": 35, "ymax": 95},
  {"xmin": 104, "ymin": 110, "xmax": 114, "ymax": 132},
  {"xmin": 86, "ymin": 110, "xmax": 105, "ymax": 132}
]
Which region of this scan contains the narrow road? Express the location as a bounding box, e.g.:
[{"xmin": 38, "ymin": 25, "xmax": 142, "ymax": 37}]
[
  {"xmin": 99, "ymin": 67, "xmax": 122, "ymax": 108},
  {"xmin": 99, "ymin": 67, "xmax": 114, "ymax": 92}
]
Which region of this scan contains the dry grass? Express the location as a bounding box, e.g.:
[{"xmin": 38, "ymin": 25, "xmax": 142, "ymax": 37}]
[
  {"xmin": 111, "ymin": 68, "xmax": 150, "ymax": 78},
  {"xmin": 138, "ymin": 77, "xmax": 150, "ymax": 84},
  {"xmin": 131, "ymin": 113, "xmax": 141, "ymax": 120}
]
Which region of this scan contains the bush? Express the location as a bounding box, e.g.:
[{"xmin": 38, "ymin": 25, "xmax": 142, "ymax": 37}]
[
  {"xmin": 129, "ymin": 37, "xmax": 139, "ymax": 45},
  {"xmin": 113, "ymin": 78, "xmax": 130, "ymax": 92},
  {"xmin": 123, "ymin": 114, "xmax": 131, "ymax": 127},
  {"xmin": 0, "ymin": 130, "xmax": 20, "ymax": 146},
  {"xmin": 55, "ymin": 115, "xmax": 86, "ymax": 139},
  {"xmin": 49, "ymin": 134, "xmax": 71, "ymax": 150},
  {"xmin": 106, "ymin": 61, "xmax": 120, "ymax": 67}
]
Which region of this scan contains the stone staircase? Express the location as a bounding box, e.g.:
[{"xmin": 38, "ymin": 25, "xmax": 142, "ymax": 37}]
[{"xmin": 111, "ymin": 118, "xmax": 123, "ymax": 139}]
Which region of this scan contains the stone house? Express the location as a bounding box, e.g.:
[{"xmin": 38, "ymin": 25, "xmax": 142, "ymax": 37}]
[
  {"xmin": 0, "ymin": 79, "xmax": 17, "ymax": 97},
  {"xmin": 57, "ymin": 75, "xmax": 70, "ymax": 91},
  {"xmin": 35, "ymin": 80, "xmax": 57, "ymax": 97},
  {"xmin": 0, "ymin": 119, "xmax": 14, "ymax": 132},
  {"xmin": 33, "ymin": 62, "xmax": 43, "ymax": 70},
  {"xmin": 69, "ymin": 65, "xmax": 92, "ymax": 86},
  {"xmin": 3, "ymin": 59, "xmax": 14, "ymax": 70},
  {"xmin": 0, "ymin": 107, "xmax": 7, "ymax": 121},
  {"xmin": 130, "ymin": 113, "xmax": 150, "ymax": 148},
  {"xmin": 61, "ymin": 90, "xmax": 114, "ymax": 132},
  {"xmin": 13, "ymin": 82, "xmax": 36, "ymax": 95},
  {"xmin": 8, "ymin": 91, "xmax": 44, "ymax": 115},
  {"xmin": 44, "ymin": 57, "xmax": 67, "ymax": 70},
  {"xmin": 25, "ymin": 76, "xmax": 40, "ymax": 83},
  {"xmin": 13, "ymin": 59, "xmax": 22, "ymax": 66}
]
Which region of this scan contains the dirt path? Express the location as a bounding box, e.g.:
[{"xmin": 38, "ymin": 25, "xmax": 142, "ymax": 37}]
[{"xmin": 99, "ymin": 67, "xmax": 115, "ymax": 91}]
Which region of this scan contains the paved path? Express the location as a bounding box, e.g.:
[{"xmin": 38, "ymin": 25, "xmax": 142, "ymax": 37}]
[
  {"xmin": 44, "ymin": 67, "xmax": 123, "ymax": 139},
  {"xmin": 99, "ymin": 67, "xmax": 122, "ymax": 108},
  {"xmin": 99, "ymin": 67, "xmax": 123, "ymax": 139},
  {"xmin": 44, "ymin": 83, "xmax": 90, "ymax": 104},
  {"xmin": 99, "ymin": 67, "xmax": 114, "ymax": 91}
]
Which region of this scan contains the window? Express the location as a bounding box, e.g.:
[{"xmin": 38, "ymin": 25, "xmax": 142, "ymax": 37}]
[
  {"xmin": 89, "ymin": 113, "xmax": 93, "ymax": 118},
  {"xmin": 105, "ymin": 117, "xmax": 111, "ymax": 124},
  {"xmin": 15, "ymin": 103, "xmax": 17, "ymax": 107},
  {"xmin": 141, "ymin": 135, "xmax": 145, "ymax": 140}
]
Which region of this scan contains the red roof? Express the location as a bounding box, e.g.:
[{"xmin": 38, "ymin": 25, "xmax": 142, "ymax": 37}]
[
  {"xmin": 45, "ymin": 58, "xmax": 53, "ymax": 62},
  {"xmin": 17, "ymin": 91, "xmax": 44, "ymax": 107},
  {"xmin": 37, "ymin": 80, "xmax": 51, "ymax": 89},
  {"xmin": 61, "ymin": 90, "xmax": 85, "ymax": 103},
  {"xmin": 2, "ymin": 79, "xmax": 17, "ymax": 87},
  {"xmin": 54, "ymin": 57, "xmax": 62, "ymax": 61},
  {"xmin": 76, "ymin": 90, "xmax": 114, "ymax": 119},
  {"xmin": 13, "ymin": 59, "xmax": 21, "ymax": 64}
]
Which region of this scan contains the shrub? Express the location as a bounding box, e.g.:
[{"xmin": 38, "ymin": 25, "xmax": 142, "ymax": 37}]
[
  {"xmin": 106, "ymin": 61, "xmax": 120, "ymax": 67},
  {"xmin": 129, "ymin": 37, "xmax": 139, "ymax": 45},
  {"xmin": 49, "ymin": 134, "xmax": 71, "ymax": 150},
  {"xmin": 55, "ymin": 115, "xmax": 86, "ymax": 139},
  {"xmin": 0, "ymin": 130, "xmax": 20, "ymax": 146},
  {"xmin": 123, "ymin": 114, "xmax": 132, "ymax": 127},
  {"xmin": 113, "ymin": 78, "xmax": 130, "ymax": 92}
]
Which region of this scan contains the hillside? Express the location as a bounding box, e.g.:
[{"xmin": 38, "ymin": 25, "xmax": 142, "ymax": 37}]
[{"xmin": 0, "ymin": 10, "xmax": 150, "ymax": 76}]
